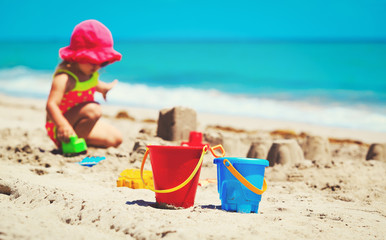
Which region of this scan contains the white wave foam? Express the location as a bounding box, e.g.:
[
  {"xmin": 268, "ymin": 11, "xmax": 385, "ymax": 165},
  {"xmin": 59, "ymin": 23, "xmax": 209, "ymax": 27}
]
[
  {"xmin": 103, "ymin": 82, "xmax": 386, "ymax": 132},
  {"xmin": 0, "ymin": 66, "xmax": 52, "ymax": 98},
  {"xmin": 1, "ymin": 67, "xmax": 386, "ymax": 132}
]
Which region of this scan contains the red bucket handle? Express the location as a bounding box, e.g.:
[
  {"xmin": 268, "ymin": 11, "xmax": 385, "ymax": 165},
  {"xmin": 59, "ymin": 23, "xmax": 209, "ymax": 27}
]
[
  {"xmin": 140, "ymin": 145, "xmax": 226, "ymax": 193},
  {"xmin": 140, "ymin": 146, "xmax": 207, "ymax": 193}
]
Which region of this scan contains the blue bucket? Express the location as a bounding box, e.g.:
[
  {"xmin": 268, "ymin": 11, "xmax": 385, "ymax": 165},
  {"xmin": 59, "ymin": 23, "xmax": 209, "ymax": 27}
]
[{"xmin": 213, "ymin": 157, "xmax": 269, "ymax": 213}]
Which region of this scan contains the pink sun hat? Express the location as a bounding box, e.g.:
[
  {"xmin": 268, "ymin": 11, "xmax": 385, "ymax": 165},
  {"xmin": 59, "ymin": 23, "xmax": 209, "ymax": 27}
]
[{"xmin": 59, "ymin": 19, "xmax": 122, "ymax": 65}]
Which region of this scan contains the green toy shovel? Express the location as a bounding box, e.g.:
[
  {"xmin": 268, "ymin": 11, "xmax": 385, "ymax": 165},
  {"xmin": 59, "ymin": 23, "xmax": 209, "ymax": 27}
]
[{"xmin": 62, "ymin": 135, "xmax": 88, "ymax": 156}]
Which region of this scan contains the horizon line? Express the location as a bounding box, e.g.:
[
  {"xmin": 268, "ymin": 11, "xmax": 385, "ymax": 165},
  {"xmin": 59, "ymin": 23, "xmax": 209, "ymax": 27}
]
[{"xmin": 1, "ymin": 37, "xmax": 386, "ymax": 44}]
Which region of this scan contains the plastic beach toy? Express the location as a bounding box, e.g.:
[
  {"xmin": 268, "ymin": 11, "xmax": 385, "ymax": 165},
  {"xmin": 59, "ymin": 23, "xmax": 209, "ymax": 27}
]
[
  {"xmin": 78, "ymin": 156, "xmax": 106, "ymax": 167},
  {"xmin": 117, "ymin": 169, "xmax": 154, "ymax": 189},
  {"xmin": 62, "ymin": 135, "xmax": 87, "ymax": 155},
  {"xmin": 213, "ymin": 157, "xmax": 269, "ymax": 213},
  {"xmin": 198, "ymin": 178, "xmax": 217, "ymax": 187},
  {"xmin": 181, "ymin": 131, "xmax": 209, "ymax": 147},
  {"xmin": 140, "ymin": 144, "xmax": 225, "ymax": 208}
]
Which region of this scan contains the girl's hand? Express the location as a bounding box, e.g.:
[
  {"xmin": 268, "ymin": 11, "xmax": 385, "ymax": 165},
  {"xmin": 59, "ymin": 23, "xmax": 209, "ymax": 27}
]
[
  {"xmin": 101, "ymin": 79, "xmax": 118, "ymax": 100},
  {"xmin": 56, "ymin": 124, "xmax": 76, "ymax": 142}
]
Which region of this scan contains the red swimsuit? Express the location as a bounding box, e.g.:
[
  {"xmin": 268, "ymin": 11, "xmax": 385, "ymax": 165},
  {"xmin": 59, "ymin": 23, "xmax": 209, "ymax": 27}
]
[{"xmin": 45, "ymin": 69, "xmax": 99, "ymax": 147}]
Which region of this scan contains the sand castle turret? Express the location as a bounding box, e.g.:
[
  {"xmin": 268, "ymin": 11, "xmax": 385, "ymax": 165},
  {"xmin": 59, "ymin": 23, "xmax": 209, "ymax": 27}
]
[
  {"xmin": 366, "ymin": 143, "xmax": 386, "ymax": 162},
  {"xmin": 156, "ymin": 106, "xmax": 197, "ymax": 141},
  {"xmin": 266, "ymin": 139, "xmax": 304, "ymax": 166},
  {"xmin": 302, "ymin": 135, "xmax": 332, "ymax": 166}
]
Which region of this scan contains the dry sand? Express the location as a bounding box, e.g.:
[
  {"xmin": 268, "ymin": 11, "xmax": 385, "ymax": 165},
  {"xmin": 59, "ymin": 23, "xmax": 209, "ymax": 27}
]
[{"xmin": 0, "ymin": 93, "xmax": 385, "ymax": 240}]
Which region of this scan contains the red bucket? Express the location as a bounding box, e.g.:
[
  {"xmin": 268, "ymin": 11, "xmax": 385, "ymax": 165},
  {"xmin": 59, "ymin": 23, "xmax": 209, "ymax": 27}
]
[
  {"xmin": 140, "ymin": 144, "xmax": 225, "ymax": 208},
  {"xmin": 142, "ymin": 145, "xmax": 204, "ymax": 208}
]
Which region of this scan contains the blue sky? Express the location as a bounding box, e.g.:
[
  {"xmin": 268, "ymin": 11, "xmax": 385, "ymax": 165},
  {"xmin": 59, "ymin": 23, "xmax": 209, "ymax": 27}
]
[{"xmin": 1, "ymin": 0, "xmax": 386, "ymax": 41}]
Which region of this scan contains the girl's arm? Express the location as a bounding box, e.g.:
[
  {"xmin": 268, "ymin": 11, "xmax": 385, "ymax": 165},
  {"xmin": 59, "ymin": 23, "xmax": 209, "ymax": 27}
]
[
  {"xmin": 46, "ymin": 74, "xmax": 75, "ymax": 142},
  {"xmin": 96, "ymin": 79, "xmax": 118, "ymax": 100}
]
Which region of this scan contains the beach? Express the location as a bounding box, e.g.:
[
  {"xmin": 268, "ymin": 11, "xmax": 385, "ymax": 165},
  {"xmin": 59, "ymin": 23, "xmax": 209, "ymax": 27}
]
[{"xmin": 0, "ymin": 93, "xmax": 385, "ymax": 240}]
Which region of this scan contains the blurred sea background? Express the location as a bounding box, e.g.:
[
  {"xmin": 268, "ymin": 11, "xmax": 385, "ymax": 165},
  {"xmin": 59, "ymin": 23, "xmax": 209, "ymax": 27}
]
[{"xmin": 1, "ymin": 1, "xmax": 385, "ymax": 131}]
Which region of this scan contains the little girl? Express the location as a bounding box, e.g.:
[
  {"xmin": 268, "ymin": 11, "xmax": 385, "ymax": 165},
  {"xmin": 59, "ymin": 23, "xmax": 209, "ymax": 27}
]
[{"xmin": 46, "ymin": 19, "xmax": 123, "ymax": 149}]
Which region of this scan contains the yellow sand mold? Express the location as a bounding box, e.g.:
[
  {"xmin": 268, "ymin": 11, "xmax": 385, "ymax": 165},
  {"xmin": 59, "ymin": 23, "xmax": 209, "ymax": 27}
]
[{"xmin": 116, "ymin": 169, "xmax": 154, "ymax": 189}]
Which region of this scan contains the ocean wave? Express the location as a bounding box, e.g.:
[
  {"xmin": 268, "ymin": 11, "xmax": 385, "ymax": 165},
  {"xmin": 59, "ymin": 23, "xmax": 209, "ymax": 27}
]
[
  {"xmin": 0, "ymin": 66, "xmax": 52, "ymax": 98},
  {"xmin": 104, "ymin": 83, "xmax": 386, "ymax": 131},
  {"xmin": 1, "ymin": 67, "xmax": 386, "ymax": 132}
]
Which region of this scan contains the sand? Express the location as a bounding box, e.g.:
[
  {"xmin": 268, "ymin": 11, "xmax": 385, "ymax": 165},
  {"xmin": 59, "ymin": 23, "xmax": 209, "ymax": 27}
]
[{"xmin": 0, "ymin": 93, "xmax": 385, "ymax": 240}]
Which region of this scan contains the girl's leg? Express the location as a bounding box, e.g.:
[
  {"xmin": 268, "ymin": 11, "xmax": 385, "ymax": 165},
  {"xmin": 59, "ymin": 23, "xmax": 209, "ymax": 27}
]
[
  {"xmin": 64, "ymin": 102, "xmax": 122, "ymax": 148},
  {"xmin": 84, "ymin": 120, "xmax": 123, "ymax": 148}
]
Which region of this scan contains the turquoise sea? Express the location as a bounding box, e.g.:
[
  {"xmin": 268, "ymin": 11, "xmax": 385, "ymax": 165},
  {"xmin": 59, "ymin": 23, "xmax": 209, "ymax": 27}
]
[{"xmin": 0, "ymin": 41, "xmax": 385, "ymax": 131}]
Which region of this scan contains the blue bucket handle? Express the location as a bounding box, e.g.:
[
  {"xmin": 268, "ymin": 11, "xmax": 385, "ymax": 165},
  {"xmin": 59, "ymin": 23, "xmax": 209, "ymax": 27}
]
[{"xmin": 223, "ymin": 159, "xmax": 267, "ymax": 195}]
